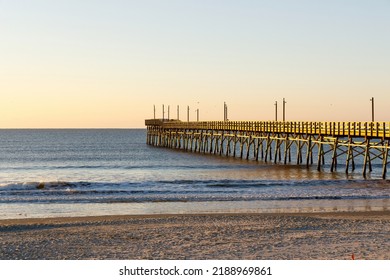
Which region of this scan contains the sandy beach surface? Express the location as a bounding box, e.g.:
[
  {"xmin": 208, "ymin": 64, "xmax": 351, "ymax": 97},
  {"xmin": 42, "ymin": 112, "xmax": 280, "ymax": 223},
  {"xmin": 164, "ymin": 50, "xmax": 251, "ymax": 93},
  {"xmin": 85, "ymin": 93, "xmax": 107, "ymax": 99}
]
[{"xmin": 1, "ymin": 212, "xmax": 389, "ymax": 260}]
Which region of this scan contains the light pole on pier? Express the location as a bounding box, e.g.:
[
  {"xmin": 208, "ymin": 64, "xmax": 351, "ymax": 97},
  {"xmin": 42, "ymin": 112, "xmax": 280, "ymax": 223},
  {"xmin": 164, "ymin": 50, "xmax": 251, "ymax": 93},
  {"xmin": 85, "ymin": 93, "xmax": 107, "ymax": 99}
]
[
  {"xmin": 224, "ymin": 102, "xmax": 228, "ymax": 121},
  {"xmin": 275, "ymin": 101, "xmax": 278, "ymax": 121},
  {"xmin": 196, "ymin": 108, "xmax": 199, "ymax": 122},
  {"xmin": 187, "ymin": 106, "xmax": 190, "ymax": 122},
  {"xmin": 168, "ymin": 105, "xmax": 170, "ymax": 120},
  {"xmin": 153, "ymin": 105, "xmax": 156, "ymax": 119},
  {"xmin": 370, "ymin": 97, "xmax": 375, "ymax": 122},
  {"xmin": 177, "ymin": 105, "xmax": 180, "ymax": 120},
  {"xmin": 283, "ymin": 98, "xmax": 286, "ymax": 122},
  {"xmin": 162, "ymin": 104, "xmax": 165, "ymax": 121}
]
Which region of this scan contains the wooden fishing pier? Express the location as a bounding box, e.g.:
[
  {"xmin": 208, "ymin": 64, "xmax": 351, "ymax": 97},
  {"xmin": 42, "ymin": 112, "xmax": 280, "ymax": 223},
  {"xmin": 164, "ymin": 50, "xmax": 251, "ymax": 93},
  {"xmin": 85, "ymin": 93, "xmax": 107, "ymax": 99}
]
[{"xmin": 145, "ymin": 119, "xmax": 390, "ymax": 178}]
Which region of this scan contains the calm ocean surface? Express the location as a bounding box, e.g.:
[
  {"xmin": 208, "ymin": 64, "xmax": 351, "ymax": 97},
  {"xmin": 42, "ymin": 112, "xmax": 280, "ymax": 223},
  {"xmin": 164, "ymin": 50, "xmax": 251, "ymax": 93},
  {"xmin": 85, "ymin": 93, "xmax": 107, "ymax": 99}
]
[{"xmin": 1, "ymin": 129, "xmax": 389, "ymax": 219}]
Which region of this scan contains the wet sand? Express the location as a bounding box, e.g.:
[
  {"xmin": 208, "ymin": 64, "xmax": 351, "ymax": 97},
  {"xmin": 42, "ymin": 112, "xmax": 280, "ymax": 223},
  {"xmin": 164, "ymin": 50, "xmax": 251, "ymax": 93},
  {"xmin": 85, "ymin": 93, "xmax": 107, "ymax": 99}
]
[{"xmin": 1, "ymin": 211, "xmax": 390, "ymax": 260}]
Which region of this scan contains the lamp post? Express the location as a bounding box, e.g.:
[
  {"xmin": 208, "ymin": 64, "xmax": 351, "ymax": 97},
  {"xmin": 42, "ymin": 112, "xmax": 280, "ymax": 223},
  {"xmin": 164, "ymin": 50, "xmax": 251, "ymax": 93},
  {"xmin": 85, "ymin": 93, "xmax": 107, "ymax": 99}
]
[
  {"xmin": 275, "ymin": 101, "xmax": 278, "ymax": 121},
  {"xmin": 224, "ymin": 102, "xmax": 226, "ymax": 121},
  {"xmin": 224, "ymin": 102, "xmax": 228, "ymax": 121},
  {"xmin": 370, "ymin": 97, "xmax": 375, "ymax": 122},
  {"xmin": 197, "ymin": 102, "xmax": 199, "ymax": 121},
  {"xmin": 283, "ymin": 98, "xmax": 286, "ymax": 122}
]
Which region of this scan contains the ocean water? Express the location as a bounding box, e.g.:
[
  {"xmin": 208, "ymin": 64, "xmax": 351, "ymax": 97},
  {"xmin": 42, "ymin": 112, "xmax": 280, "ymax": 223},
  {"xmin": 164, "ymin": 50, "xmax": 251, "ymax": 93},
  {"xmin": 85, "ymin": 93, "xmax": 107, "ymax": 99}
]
[{"xmin": 1, "ymin": 129, "xmax": 390, "ymax": 219}]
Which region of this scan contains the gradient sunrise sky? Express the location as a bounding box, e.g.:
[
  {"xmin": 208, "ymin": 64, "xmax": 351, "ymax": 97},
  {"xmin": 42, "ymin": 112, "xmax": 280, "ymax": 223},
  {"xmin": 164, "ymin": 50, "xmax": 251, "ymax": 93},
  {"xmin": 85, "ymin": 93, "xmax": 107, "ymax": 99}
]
[{"xmin": 1, "ymin": 0, "xmax": 389, "ymax": 128}]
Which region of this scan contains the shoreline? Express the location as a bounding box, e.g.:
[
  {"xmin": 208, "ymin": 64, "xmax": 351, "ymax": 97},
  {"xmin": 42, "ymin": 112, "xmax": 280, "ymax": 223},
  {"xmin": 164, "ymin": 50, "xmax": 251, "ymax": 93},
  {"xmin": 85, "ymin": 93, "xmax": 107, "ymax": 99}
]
[
  {"xmin": 1, "ymin": 210, "xmax": 390, "ymax": 224},
  {"xmin": 2, "ymin": 198, "xmax": 390, "ymax": 220},
  {"xmin": 1, "ymin": 211, "xmax": 390, "ymax": 260}
]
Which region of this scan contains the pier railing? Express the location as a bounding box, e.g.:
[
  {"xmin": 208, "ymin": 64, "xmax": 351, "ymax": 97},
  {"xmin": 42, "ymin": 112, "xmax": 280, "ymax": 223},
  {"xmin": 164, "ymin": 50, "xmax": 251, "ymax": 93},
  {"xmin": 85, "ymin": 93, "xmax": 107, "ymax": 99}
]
[{"xmin": 145, "ymin": 120, "xmax": 390, "ymax": 139}]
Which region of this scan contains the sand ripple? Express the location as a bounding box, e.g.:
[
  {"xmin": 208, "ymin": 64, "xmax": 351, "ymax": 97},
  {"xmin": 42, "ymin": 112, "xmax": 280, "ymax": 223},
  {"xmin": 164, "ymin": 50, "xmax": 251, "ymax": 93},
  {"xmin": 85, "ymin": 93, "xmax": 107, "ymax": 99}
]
[{"xmin": 1, "ymin": 212, "xmax": 389, "ymax": 260}]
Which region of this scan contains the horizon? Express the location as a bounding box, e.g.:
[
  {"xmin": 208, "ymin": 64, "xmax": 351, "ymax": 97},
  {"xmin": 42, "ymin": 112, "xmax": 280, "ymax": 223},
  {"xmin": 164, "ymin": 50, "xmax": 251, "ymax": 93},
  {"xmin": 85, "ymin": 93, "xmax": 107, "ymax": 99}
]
[
  {"xmin": 3, "ymin": 117, "xmax": 390, "ymax": 130},
  {"xmin": 1, "ymin": 1, "xmax": 389, "ymax": 128}
]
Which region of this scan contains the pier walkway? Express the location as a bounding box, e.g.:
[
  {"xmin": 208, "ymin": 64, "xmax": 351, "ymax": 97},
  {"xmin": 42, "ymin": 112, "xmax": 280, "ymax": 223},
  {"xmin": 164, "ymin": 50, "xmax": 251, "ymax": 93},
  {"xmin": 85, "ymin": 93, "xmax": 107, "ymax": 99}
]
[{"xmin": 145, "ymin": 119, "xmax": 390, "ymax": 178}]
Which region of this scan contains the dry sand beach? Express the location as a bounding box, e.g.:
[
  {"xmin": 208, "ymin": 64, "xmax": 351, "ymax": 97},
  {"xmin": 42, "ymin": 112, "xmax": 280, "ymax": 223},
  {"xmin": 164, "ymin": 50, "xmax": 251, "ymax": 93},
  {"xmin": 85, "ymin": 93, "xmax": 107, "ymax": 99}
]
[{"xmin": 1, "ymin": 211, "xmax": 390, "ymax": 260}]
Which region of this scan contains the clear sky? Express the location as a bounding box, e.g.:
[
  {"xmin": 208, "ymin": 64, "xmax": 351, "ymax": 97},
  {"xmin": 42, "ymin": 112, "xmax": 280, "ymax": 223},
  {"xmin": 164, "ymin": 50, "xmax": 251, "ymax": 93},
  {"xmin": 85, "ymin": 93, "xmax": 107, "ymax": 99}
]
[{"xmin": 1, "ymin": 0, "xmax": 389, "ymax": 128}]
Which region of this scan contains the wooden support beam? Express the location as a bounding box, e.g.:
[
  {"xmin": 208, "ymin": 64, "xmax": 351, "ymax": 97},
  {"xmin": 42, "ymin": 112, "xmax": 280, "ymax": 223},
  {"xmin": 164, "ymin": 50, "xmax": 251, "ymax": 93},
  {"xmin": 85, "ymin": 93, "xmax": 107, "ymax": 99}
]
[
  {"xmin": 264, "ymin": 136, "xmax": 272, "ymax": 162},
  {"xmin": 317, "ymin": 137, "xmax": 324, "ymax": 171},
  {"xmin": 246, "ymin": 136, "xmax": 252, "ymax": 160},
  {"xmin": 330, "ymin": 138, "xmax": 339, "ymax": 172},
  {"xmin": 345, "ymin": 138, "xmax": 354, "ymax": 174},
  {"xmin": 382, "ymin": 140, "xmax": 389, "ymax": 179},
  {"xmin": 284, "ymin": 138, "xmax": 290, "ymax": 164},
  {"xmin": 306, "ymin": 137, "xmax": 312, "ymax": 168},
  {"xmin": 363, "ymin": 139, "xmax": 371, "ymax": 178}
]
